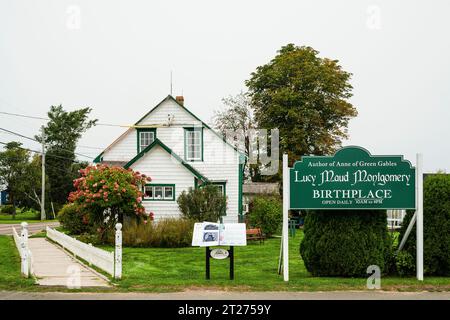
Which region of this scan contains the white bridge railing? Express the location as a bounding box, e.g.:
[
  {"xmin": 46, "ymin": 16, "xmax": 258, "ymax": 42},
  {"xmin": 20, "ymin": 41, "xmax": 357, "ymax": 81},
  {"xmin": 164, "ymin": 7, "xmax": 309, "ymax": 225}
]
[
  {"xmin": 12, "ymin": 222, "xmax": 33, "ymax": 278},
  {"xmin": 46, "ymin": 224, "xmax": 122, "ymax": 279}
]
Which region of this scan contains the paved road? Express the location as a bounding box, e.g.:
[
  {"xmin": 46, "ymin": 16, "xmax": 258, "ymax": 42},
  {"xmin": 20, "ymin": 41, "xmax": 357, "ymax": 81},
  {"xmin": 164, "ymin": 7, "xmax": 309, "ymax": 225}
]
[
  {"xmin": 0, "ymin": 221, "xmax": 59, "ymax": 235},
  {"xmin": 1, "ymin": 290, "xmax": 450, "ymax": 300},
  {"xmin": 28, "ymin": 238, "xmax": 110, "ymax": 288}
]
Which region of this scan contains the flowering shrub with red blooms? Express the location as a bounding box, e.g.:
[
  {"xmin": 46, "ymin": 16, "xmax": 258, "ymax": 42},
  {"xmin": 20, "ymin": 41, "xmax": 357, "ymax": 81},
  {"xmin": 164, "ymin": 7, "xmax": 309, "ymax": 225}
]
[{"xmin": 68, "ymin": 164, "xmax": 151, "ymax": 237}]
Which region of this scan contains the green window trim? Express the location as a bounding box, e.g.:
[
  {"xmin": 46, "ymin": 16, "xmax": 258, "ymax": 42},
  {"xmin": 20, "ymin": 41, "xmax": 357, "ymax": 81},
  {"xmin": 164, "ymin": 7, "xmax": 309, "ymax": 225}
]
[
  {"xmin": 184, "ymin": 127, "xmax": 203, "ymax": 162},
  {"xmin": 136, "ymin": 128, "xmax": 157, "ymax": 154},
  {"xmin": 142, "ymin": 184, "xmax": 175, "ymax": 201}
]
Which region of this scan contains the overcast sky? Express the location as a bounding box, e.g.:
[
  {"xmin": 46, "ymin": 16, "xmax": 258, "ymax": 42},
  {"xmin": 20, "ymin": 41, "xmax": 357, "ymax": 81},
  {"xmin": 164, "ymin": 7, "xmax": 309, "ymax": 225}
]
[{"xmin": 0, "ymin": 0, "xmax": 449, "ymax": 172}]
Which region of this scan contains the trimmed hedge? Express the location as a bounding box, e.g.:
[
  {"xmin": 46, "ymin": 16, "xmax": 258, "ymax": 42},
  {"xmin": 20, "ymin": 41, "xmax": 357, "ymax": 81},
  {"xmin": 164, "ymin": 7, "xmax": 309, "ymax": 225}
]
[
  {"xmin": 122, "ymin": 218, "xmax": 195, "ymax": 248},
  {"xmin": 397, "ymin": 173, "xmax": 450, "ymax": 276},
  {"xmin": 300, "ymin": 210, "xmax": 391, "ymax": 277}
]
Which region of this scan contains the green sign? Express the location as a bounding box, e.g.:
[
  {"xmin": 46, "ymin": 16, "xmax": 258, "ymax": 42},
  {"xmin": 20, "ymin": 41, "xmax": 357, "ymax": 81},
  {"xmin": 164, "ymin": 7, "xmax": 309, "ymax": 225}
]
[{"xmin": 290, "ymin": 146, "xmax": 416, "ymax": 210}]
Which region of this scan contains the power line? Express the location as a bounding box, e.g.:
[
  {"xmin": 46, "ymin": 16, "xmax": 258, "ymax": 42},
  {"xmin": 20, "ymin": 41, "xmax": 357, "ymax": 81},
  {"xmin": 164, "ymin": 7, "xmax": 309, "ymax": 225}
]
[
  {"xmin": 0, "ymin": 110, "xmax": 125, "ymax": 128},
  {"xmin": 0, "ymin": 141, "xmax": 89, "ymax": 164},
  {"xmin": 0, "ymin": 141, "xmax": 83, "ymax": 176},
  {"xmin": 0, "ymin": 111, "xmax": 48, "ymax": 121},
  {"xmin": 0, "ymin": 127, "xmax": 36, "ymax": 142},
  {"xmin": 0, "ymin": 127, "xmax": 95, "ymax": 160}
]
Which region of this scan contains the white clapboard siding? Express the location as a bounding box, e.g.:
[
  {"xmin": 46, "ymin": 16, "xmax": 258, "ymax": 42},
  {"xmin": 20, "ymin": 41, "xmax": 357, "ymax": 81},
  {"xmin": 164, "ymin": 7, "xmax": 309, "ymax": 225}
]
[
  {"xmin": 46, "ymin": 227, "xmax": 115, "ymax": 276},
  {"xmin": 102, "ymin": 128, "xmax": 137, "ymax": 162},
  {"xmin": 149, "ymin": 124, "xmax": 239, "ymax": 217},
  {"xmin": 130, "ymin": 145, "xmax": 195, "ymax": 218},
  {"xmin": 140, "ymin": 98, "xmax": 202, "ymax": 126}
]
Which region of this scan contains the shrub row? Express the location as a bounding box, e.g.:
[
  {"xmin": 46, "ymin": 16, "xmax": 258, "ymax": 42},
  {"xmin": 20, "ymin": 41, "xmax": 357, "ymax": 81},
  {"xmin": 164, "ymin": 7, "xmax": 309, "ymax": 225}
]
[
  {"xmin": 122, "ymin": 218, "xmax": 195, "ymax": 248},
  {"xmin": 0, "ymin": 204, "xmax": 16, "ymax": 215}
]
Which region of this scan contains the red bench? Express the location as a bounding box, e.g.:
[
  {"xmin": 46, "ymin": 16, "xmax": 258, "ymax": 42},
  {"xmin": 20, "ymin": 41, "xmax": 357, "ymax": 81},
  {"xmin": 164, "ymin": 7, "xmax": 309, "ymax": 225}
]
[{"xmin": 246, "ymin": 228, "xmax": 265, "ymax": 244}]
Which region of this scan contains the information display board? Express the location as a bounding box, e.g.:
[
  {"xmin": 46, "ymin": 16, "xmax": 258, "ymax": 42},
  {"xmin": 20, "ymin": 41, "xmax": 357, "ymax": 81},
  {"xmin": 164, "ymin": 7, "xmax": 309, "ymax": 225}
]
[{"xmin": 192, "ymin": 222, "xmax": 247, "ymax": 247}]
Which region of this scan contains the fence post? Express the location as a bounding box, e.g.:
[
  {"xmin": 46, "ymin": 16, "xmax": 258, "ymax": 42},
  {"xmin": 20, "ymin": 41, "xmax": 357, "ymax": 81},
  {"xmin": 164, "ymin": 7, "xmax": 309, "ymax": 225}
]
[
  {"xmin": 114, "ymin": 223, "xmax": 122, "ymax": 279},
  {"xmin": 20, "ymin": 222, "xmax": 29, "ymax": 277}
]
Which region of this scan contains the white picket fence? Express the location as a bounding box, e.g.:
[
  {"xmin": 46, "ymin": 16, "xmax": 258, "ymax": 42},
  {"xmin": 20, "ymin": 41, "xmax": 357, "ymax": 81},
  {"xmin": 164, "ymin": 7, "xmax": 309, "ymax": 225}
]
[
  {"xmin": 387, "ymin": 209, "xmax": 406, "ymax": 230},
  {"xmin": 46, "ymin": 224, "xmax": 122, "ymax": 279},
  {"xmin": 12, "ymin": 222, "xmax": 33, "ymax": 278}
]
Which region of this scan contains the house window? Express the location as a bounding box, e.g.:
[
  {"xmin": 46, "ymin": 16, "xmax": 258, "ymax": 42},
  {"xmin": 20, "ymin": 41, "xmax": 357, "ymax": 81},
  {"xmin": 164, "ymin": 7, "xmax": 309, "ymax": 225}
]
[
  {"xmin": 143, "ymin": 184, "xmax": 175, "ymax": 201},
  {"xmin": 137, "ymin": 129, "xmax": 156, "ymax": 153},
  {"xmin": 185, "ymin": 128, "xmax": 203, "ymax": 161},
  {"xmin": 212, "ymin": 182, "xmax": 226, "ymax": 196}
]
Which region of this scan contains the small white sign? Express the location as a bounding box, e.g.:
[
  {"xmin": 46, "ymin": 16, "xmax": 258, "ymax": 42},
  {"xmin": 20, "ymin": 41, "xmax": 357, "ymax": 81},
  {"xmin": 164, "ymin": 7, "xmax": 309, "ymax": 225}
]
[{"xmin": 210, "ymin": 248, "xmax": 229, "ymax": 260}]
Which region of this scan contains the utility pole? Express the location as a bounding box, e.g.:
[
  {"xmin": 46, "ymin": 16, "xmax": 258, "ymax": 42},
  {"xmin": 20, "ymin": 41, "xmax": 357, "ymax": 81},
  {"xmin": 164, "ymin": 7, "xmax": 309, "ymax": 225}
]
[{"xmin": 40, "ymin": 126, "xmax": 46, "ymax": 221}]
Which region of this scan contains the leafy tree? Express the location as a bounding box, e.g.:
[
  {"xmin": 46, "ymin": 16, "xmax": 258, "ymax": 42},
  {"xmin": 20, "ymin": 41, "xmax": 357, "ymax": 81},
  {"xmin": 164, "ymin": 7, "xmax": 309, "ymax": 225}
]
[
  {"xmin": 16, "ymin": 154, "xmax": 49, "ymax": 211},
  {"xmin": 68, "ymin": 164, "xmax": 150, "ymax": 241},
  {"xmin": 177, "ymin": 185, "xmax": 227, "ymax": 222},
  {"xmin": 213, "ymin": 92, "xmax": 260, "ymax": 180},
  {"xmin": 0, "ymin": 142, "xmax": 31, "ymax": 217},
  {"xmin": 246, "ymin": 44, "xmax": 357, "ymax": 165},
  {"xmin": 36, "ymin": 105, "xmax": 97, "ymax": 207}
]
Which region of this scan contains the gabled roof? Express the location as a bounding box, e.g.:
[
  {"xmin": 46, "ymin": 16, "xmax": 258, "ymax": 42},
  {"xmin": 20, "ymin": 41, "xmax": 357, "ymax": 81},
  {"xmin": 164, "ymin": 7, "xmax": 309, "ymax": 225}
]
[
  {"xmin": 136, "ymin": 95, "xmax": 244, "ymax": 155},
  {"xmin": 123, "ymin": 138, "xmax": 210, "ymax": 183},
  {"xmin": 94, "ymin": 95, "xmax": 245, "ymax": 163}
]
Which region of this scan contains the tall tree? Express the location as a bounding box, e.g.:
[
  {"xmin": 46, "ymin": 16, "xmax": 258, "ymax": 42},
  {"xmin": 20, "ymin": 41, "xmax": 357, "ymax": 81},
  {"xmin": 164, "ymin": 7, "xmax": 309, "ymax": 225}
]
[
  {"xmin": 16, "ymin": 154, "xmax": 47, "ymax": 211},
  {"xmin": 213, "ymin": 92, "xmax": 260, "ymax": 181},
  {"xmin": 0, "ymin": 142, "xmax": 31, "ymax": 218},
  {"xmin": 36, "ymin": 105, "xmax": 97, "ymax": 207},
  {"xmin": 246, "ymin": 44, "xmax": 357, "ymax": 164}
]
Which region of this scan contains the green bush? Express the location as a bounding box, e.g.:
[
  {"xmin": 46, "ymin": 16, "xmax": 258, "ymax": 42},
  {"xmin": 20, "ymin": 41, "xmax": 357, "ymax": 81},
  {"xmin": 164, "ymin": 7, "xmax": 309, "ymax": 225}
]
[
  {"xmin": 57, "ymin": 203, "xmax": 92, "ymax": 235},
  {"xmin": 300, "ymin": 210, "xmax": 390, "ymax": 277},
  {"xmin": 247, "ymin": 196, "xmax": 282, "ymax": 237},
  {"xmin": 395, "ymin": 250, "xmax": 415, "ymax": 276},
  {"xmin": 0, "ymin": 205, "xmax": 16, "ymax": 215},
  {"xmin": 398, "ymin": 173, "xmax": 450, "ymax": 276},
  {"xmin": 177, "ymin": 185, "xmax": 227, "ymax": 222},
  {"xmin": 122, "ymin": 218, "xmax": 195, "ymax": 248}
]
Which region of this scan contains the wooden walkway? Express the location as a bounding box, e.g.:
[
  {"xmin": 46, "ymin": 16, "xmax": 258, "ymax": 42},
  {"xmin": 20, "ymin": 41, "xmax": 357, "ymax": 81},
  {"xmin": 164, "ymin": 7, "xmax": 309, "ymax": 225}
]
[{"xmin": 28, "ymin": 238, "xmax": 110, "ymax": 287}]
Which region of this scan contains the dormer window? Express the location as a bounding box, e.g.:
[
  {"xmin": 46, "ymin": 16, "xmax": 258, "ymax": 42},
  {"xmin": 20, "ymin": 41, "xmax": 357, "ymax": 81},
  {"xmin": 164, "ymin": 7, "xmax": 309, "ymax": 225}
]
[
  {"xmin": 184, "ymin": 127, "xmax": 203, "ymax": 161},
  {"xmin": 137, "ymin": 128, "xmax": 156, "ymax": 153}
]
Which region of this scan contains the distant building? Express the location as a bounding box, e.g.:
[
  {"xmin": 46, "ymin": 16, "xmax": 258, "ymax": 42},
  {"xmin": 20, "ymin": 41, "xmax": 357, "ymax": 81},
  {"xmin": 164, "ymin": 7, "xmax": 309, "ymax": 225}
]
[
  {"xmin": 0, "ymin": 189, "xmax": 9, "ymax": 205},
  {"xmin": 242, "ymin": 182, "xmax": 280, "ymax": 214}
]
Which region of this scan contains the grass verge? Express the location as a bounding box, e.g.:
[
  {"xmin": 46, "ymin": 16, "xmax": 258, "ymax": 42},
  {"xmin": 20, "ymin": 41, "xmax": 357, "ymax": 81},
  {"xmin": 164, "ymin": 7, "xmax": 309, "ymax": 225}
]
[{"xmin": 2, "ymin": 231, "xmax": 450, "ymax": 293}]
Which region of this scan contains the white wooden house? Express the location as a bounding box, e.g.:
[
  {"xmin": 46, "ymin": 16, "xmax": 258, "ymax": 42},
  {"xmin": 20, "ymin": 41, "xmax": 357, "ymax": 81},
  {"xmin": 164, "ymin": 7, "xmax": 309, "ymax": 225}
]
[{"xmin": 94, "ymin": 95, "xmax": 244, "ymax": 222}]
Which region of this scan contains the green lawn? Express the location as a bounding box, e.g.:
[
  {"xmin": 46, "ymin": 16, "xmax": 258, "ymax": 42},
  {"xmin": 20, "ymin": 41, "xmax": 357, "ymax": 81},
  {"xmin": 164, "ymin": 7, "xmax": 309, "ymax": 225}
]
[
  {"xmin": 2, "ymin": 231, "xmax": 450, "ymax": 292},
  {"xmin": 0, "ymin": 210, "xmax": 55, "ymax": 224},
  {"xmin": 0, "ymin": 236, "xmax": 36, "ymax": 290},
  {"xmin": 110, "ymin": 231, "xmax": 450, "ymax": 292}
]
